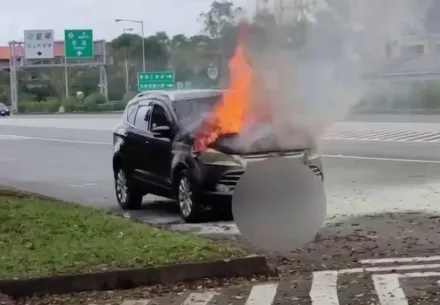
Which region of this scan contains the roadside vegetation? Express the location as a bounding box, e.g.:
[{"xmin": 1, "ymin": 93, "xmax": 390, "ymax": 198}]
[{"xmin": 0, "ymin": 193, "xmax": 244, "ymax": 279}]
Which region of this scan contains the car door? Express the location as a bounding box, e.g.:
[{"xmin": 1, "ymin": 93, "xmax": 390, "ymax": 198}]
[
  {"xmin": 127, "ymin": 102, "xmax": 154, "ymax": 182},
  {"xmin": 147, "ymin": 102, "xmax": 174, "ymax": 188}
]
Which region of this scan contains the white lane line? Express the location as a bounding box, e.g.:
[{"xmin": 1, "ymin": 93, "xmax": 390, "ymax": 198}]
[
  {"xmin": 400, "ymin": 272, "xmax": 440, "ymax": 278},
  {"xmin": 372, "ymin": 274, "xmax": 408, "ymax": 305},
  {"xmin": 121, "ymin": 300, "xmax": 149, "ymax": 305},
  {"xmin": 339, "ymin": 263, "xmax": 440, "ymax": 275},
  {"xmin": 182, "ymin": 292, "xmax": 216, "ymax": 305},
  {"xmin": 244, "ymin": 283, "xmax": 278, "ymax": 305},
  {"xmin": 0, "ymin": 134, "xmax": 110, "ymax": 145},
  {"xmin": 323, "ymin": 137, "xmax": 440, "ymax": 143},
  {"xmin": 323, "ymin": 154, "xmax": 440, "ymax": 164},
  {"xmin": 310, "ymin": 271, "xmax": 339, "ymax": 305},
  {"xmin": 361, "ymin": 256, "xmax": 440, "ymax": 265}
]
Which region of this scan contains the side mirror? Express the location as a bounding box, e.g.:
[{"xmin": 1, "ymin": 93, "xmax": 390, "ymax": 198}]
[{"xmin": 151, "ymin": 125, "xmax": 170, "ymax": 138}]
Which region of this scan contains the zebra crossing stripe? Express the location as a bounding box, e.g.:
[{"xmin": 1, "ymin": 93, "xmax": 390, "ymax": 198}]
[
  {"xmin": 360, "ymin": 255, "xmax": 440, "ymax": 265},
  {"xmin": 309, "ymin": 271, "xmax": 339, "ymax": 305},
  {"xmin": 121, "ymin": 300, "xmax": 149, "ymax": 305},
  {"xmin": 372, "ymin": 274, "xmax": 408, "ymax": 305},
  {"xmin": 244, "ymin": 283, "xmax": 278, "ymax": 305},
  {"xmin": 182, "ymin": 292, "xmax": 216, "ymax": 305}
]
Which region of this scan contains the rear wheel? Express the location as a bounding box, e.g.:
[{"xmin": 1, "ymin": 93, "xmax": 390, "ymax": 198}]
[
  {"xmin": 176, "ymin": 170, "xmax": 203, "ymax": 223},
  {"xmin": 115, "ymin": 166, "xmax": 143, "ymax": 210}
]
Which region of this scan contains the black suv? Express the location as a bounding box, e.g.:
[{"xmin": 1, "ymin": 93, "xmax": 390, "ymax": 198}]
[{"xmin": 113, "ymin": 89, "xmax": 324, "ymax": 222}]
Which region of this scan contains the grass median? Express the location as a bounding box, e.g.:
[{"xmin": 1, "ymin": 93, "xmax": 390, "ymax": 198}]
[{"xmin": 0, "ymin": 193, "xmax": 245, "ymax": 279}]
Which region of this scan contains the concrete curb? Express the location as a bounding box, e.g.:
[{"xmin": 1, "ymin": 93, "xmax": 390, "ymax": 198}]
[
  {"xmin": 0, "ymin": 255, "xmax": 270, "ymax": 298},
  {"xmin": 0, "ymin": 291, "xmax": 13, "ymax": 305}
]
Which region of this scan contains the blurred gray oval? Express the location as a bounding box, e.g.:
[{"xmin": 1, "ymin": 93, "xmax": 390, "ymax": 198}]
[{"xmin": 232, "ymin": 157, "xmax": 327, "ymax": 253}]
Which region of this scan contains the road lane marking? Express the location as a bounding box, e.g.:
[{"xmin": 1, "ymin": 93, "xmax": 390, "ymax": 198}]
[
  {"xmin": 361, "ymin": 256, "xmax": 440, "ymax": 265},
  {"xmin": 5, "ymin": 133, "xmax": 440, "ymax": 164},
  {"xmin": 121, "ymin": 300, "xmax": 149, "ymax": 305},
  {"xmin": 339, "ymin": 263, "xmax": 440, "ymax": 275},
  {"xmin": 323, "ymin": 154, "xmax": 440, "ymax": 164},
  {"xmin": 182, "ymin": 292, "xmax": 216, "ymax": 305},
  {"xmin": 0, "ymin": 134, "xmax": 110, "ymax": 145},
  {"xmin": 310, "ymin": 271, "xmax": 339, "ymax": 305},
  {"xmin": 244, "ymin": 283, "xmax": 278, "ymax": 305},
  {"xmin": 372, "ymin": 273, "xmax": 408, "ymax": 305}
]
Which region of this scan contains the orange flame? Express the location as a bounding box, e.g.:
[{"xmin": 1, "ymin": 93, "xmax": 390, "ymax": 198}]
[{"xmin": 194, "ymin": 27, "xmax": 255, "ymax": 152}]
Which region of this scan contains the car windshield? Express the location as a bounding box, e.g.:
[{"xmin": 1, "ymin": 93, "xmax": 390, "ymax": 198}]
[
  {"xmin": 0, "ymin": 103, "xmax": 7, "ymax": 109},
  {"xmin": 173, "ymin": 96, "xmax": 220, "ymax": 134}
]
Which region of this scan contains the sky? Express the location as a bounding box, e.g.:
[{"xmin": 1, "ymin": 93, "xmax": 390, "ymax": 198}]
[{"xmin": 0, "ymin": 0, "xmax": 250, "ymax": 45}]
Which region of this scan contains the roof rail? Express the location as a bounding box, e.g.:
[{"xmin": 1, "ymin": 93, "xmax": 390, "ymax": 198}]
[{"xmin": 135, "ymin": 90, "xmax": 171, "ymax": 99}]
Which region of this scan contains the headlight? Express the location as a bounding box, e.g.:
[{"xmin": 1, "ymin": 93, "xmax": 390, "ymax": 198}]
[{"xmin": 197, "ymin": 148, "xmax": 244, "ymax": 166}]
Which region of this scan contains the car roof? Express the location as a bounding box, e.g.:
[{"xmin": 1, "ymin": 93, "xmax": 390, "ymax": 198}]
[{"xmin": 130, "ymin": 89, "xmax": 224, "ymax": 106}]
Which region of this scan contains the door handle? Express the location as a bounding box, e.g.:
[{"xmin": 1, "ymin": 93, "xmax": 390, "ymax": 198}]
[{"xmin": 145, "ymin": 140, "xmax": 149, "ymax": 144}]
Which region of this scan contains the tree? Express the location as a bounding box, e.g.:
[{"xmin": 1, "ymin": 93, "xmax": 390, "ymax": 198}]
[{"xmin": 199, "ymin": 0, "xmax": 243, "ymax": 39}]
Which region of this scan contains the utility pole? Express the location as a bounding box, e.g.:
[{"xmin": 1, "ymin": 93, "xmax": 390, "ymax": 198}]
[{"xmin": 122, "ymin": 28, "xmax": 133, "ymax": 93}]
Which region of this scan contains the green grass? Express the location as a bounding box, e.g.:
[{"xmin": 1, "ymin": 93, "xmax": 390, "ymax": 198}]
[{"xmin": 0, "ymin": 195, "xmax": 244, "ymax": 279}]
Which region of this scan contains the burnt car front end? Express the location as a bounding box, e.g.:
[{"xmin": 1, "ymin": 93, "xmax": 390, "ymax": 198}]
[{"xmin": 189, "ymin": 131, "xmax": 324, "ymax": 197}]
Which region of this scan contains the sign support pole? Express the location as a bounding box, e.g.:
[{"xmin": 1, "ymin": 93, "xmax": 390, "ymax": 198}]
[
  {"xmin": 64, "ymin": 57, "xmax": 69, "ymax": 98},
  {"xmin": 8, "ymin": 41, "xmax": 18, "ymax": 114}
]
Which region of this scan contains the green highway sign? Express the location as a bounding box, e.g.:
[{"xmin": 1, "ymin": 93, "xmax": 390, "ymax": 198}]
[
  {"xmin": 137, "ymin": 71, "xmax": 175, "ymax": 91},
  {"xmin": 64, "ymin": 29, "xmax": 94, "ymax": 59}
]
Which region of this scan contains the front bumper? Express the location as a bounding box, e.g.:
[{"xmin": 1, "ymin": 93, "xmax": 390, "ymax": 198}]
[
  {"xmin": 0, "ymin": 111, "xmax": 9, "ymax": 116},
  {"xmin": 200, "ymin": 150, "xmax": 324, "ymax": 196}
]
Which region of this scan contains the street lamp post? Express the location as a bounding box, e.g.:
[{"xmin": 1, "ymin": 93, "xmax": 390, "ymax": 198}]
[{"xmin": 115, "ymin": 18, "xmax": 146, "ymax": 72}]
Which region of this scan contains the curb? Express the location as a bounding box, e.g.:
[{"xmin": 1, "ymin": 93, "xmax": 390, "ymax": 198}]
[
  {"xmin": 0, "ymin": 255, "xmax": 271, "ymax": 298},
  {"xmin": 0, "ymin": 291, "xmax": 13, "ymax": 305}
]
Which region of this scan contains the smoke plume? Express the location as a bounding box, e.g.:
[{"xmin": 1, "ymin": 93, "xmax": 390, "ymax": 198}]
[{"xmin": 217, "ymin": 0, "xmax": 432, "ymax": 152}]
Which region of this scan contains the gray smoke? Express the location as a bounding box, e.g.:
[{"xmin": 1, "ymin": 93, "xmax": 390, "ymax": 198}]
[{"xmin": 216, "ymin": 0, "xmax": 431, "ymax": 153}]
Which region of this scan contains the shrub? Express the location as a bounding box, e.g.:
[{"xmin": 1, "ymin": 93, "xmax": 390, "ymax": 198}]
[
  {"xmin": 83, "ymin": 99, "xmax": 99, "ymax": 112},
  {"xmin": 17, "ymin": 104, "xmax": 25, "ymax": 113},
  {"xmin": 97, "ymin": 103, "xmax": 113, "ymax": 112},
  {"xmin": 62, "ymin": 97, "xmax": 78, "ymax": 113},
  {"xmin": 22, "ymin": 101, "xmax": 44, "ymax": 113},
  {"xmin": 112, "ymin": 101, "xmax": 127, "ymax": 111},
  {"xmin": 84, "ymin": 92, "xmax": 107, "ymax": 105},
  {"xmin": 43, "ymin": 99, "xmax": 61, "ymax": 113}
]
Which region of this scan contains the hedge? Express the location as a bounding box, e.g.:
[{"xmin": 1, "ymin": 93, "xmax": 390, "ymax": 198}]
[{"xmin": 18, "ymin": 92, "xmax": 128, "ymax": 113}]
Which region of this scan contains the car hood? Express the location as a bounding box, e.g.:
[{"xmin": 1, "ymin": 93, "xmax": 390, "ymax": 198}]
[{"xmin": 209, "ymin": 124, "xmax": 315, "ymax": 155}]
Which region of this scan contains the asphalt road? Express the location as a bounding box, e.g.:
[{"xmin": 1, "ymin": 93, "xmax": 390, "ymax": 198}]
[{"xmin": 3, "ymin": 114, "xmax": 440, "ymax": 304}]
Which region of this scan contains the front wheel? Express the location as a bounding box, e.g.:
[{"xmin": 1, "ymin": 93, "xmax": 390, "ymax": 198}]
[
  {"xmin": 176, "ymin": 170, "xmax": 203, "ymax": 223},
  {"xmin": 114, "ymin": 167, "xmax": 143, "ymax": 210}
]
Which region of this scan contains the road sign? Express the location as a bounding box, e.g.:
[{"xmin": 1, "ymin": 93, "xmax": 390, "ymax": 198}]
[
  {"xmin": 64, "ymin": 29, "xmax": 94, "ymax": 59},
  {"xmin": 207, "ymin": 64, "xmax": 219, "ymax": 80},
  {"xmin": 137, "ymin": 71, "xmax": 175, "ymax": 91},
  {"xmin": 24, "ymin": 29, "xmax": 54, "ymax": 59}
]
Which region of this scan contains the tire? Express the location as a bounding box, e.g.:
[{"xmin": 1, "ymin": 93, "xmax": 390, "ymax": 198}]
[
  {"xmin": 176, "ymin": 169, "xmax": 203, "ymax": 223},
  {"xmin": 114, "ymin": 166, "xmax": 143, "ymax": 210}
]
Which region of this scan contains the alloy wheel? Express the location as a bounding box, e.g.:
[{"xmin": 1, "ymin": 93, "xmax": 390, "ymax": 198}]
[
  {"xmin": 178, "ymin": 177, "xmax": 193, "ymax": 218},
  {"xmin": 116, "ymin": 169, "xmax": 128, "ymax": 203}
]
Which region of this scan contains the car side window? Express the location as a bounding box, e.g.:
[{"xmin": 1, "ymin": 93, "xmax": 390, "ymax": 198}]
[
  {"xmin": 133, "ymin": 105, "xmax": 152, "ymax": 130},
  {"xmin": 126, "ymin": 104, "xmax": 137, "ymax": 125},
  {"xmin": 150, "ymin": 104, "xmax": 170, "ymax": 129}
]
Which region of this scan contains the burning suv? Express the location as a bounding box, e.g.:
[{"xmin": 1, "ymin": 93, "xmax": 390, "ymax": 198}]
[{"xmin": 112, "ymin": 89, "xmax": 324, "ymax": 223}]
